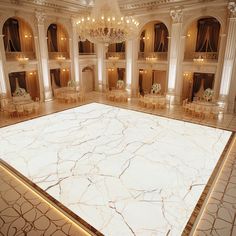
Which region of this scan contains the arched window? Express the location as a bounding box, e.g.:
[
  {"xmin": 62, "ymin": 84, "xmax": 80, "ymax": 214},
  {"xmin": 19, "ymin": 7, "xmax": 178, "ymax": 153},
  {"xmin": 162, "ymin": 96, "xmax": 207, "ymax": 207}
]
[
  {"xmin": 3, "ymin": 18, "xmax": 21, "ymax": 52},
  {"xmin": 116, "ymin": 42, "xmax": 125, "ymax": 52},
  {"xmin": 195, "ymin": 18, "xmax": 220, "ymax": 52},
  {"xmin": 79, "ymin": 40, "xmax": 95, "ymax": 54},
  {"xmin": 154, "ymin": 23, "xmax": 168, "ymax": 52},
  {"xmin": 47, "ymin": 24, "xmax": 68, "ymax": 52},
  {"xmin": 139, "ymin": 30, "xmax": 146, "ymax": 52}
]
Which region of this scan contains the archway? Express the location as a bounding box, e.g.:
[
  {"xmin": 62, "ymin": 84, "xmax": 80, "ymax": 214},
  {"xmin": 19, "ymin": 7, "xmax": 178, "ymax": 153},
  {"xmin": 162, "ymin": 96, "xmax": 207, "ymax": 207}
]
[
  {"xmin": 2, "ymin": 17, "xmax": 35, "ymax": 58},
  {"xmin": 81, "ymin": 66, "xmax": 95, "ymax": 92}
]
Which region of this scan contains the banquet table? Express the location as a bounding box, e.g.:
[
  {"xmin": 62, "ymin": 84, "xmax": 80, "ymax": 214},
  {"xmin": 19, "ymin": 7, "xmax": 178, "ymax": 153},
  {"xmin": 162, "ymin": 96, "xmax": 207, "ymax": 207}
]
[
  {"xmin": 106, "ymin": 89, "xmax": 128, "ymax": 102},
  {"xmin": 139, "ymin": 94, "xmax": 167, "ymax": 109}
]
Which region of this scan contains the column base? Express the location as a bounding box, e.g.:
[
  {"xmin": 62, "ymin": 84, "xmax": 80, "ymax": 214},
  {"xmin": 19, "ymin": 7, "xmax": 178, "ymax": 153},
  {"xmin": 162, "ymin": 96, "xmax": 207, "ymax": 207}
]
[
  {"xmin": 217, "ymin": 94, "xmax": 228, "ymax": 112},
  {"xmin": 44, "ymin": 90, "xmax": 53, "ymax": 102},
  {"xmin": 166, "ymin": 89, "xmax": 182, "ymax": 105}
]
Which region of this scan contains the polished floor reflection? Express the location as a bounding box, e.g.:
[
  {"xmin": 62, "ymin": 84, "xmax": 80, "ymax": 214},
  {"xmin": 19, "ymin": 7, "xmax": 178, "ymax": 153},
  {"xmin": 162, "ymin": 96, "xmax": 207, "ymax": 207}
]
[{"xmin": 0, "ymin": 102, "xmax": 232, "ymax": 235}]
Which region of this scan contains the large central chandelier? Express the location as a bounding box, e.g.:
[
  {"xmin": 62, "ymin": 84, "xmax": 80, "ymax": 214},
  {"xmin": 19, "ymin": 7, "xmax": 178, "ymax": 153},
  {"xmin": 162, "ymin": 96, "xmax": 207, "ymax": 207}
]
[{"xmin": 76, "ymin": 0, "xmax": 139, "ymax": 45}]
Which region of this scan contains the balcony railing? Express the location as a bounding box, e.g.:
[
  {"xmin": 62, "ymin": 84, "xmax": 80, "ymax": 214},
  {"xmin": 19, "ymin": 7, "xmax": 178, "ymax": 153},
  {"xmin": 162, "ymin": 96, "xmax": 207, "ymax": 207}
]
[
  {"xmin": 138, "ymin": 52, "xmax": 168, "ymax": 61},
  {"xmin": 79, "ymin": 52, "xmax": 96, "ymax": 55},
  {"xmin": 5, "ymin": 52, "xmax": 36, "ymax": 61},
  {"xmin": 106, "ymin": 52, "xmax": 126, "ymax": 60},
  {"xmin": 48, "ymin": 52, "xmax": 70, "ymax": 60},
  {"xmin": 184, "ymin": 52, "xmax": 218, "ymax": 61}
]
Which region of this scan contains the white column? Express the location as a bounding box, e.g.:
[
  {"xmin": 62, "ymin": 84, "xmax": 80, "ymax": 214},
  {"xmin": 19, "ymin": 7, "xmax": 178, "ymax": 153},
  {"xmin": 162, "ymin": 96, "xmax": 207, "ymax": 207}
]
[
  {"xmin": 167, "ymin": 8, "xmax": 183, "ymax": 103},
  {"xmin": 213, "ymin": 33, "xmax": 227, "ymax": 98},
  {"xmin": 0, "ymin": 35, "xmax": 9, "ymax": 96},
  {"xmin": 70, "ymin": 18, "xmax": 80, "ymax": 89},
  {"xmin": 97, "ymin": 43, "xmax": 107, "ymax": 91},
  {"xmin": 34, "ymin": 36, "xmax": 45, "ymax": 101},
  {"xmin": 174, "ymin": 35, "xmax": 186, "ymax": 103},
  {"xmin": 126, "ymin": 39, "xmax": 139, "ymax": 96},
  {"xmin": 219, "ymin": 2, "xmax": 236, "ymax": 109},
  {"xmin": 35, "ymin": 10, "xmax": 52, "ymax": 101}
]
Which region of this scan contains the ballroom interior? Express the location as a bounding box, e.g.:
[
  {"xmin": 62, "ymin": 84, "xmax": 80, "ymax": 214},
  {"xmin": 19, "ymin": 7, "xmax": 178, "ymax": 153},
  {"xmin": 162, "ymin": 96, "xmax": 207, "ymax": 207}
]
[{"xmin": 0, "ymin": 0, "xmax": 236, "ymax": 235}]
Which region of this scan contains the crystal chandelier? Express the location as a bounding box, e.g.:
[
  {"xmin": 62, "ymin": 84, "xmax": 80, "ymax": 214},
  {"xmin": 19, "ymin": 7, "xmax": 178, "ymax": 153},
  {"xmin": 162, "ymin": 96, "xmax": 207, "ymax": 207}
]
[{"xmin": 76, "ymin": 0, "xmax": 139, "ymax": 45}]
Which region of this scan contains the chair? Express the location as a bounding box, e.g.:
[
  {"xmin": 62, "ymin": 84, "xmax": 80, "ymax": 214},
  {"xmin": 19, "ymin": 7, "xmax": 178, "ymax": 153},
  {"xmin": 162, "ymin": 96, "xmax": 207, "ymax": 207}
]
[
  {"xmin": 188, "ymin": 103, "xmax": 195, "ymax": 115},
  {"xmin": 33, "ymin": 102, "xmax": 40, "ymax": 114},
  {"xmin": 7, "ymin": 105, "xmax": 16, "ymax": 118},
  {"xmin": 16, "ymin": 105, "xmax": 24, "ymax": 117},
  {"xmin": 159, "ymin": 99, "xmax": 166, "ymax": 109},
  {"xmin": 202, "ymin": 106, "xmax": 212, "ymax": 119},
  {"xmin": 24, "ymin": 104, "xmax": 33, "ymax": 115},
  {"xmin": 0, "ymin": 98, "xmax": 10, "ymax": 112},
  {"xmin": 182, "ymin": 99, "xmax": 189, "ymax": 112},
  {"xmin": 211, "ymin": 106, "xmax": 220, "ymax": 119},
  {"xmin": 139, "ymin": 97, "xmax": 145, "ymax": 107},
  {"xmin": 79, "ymin": 90, "xmax": 85, "ymax": 102},
  {"xmin": 194, "ymin": 105, "xmax": 203, "ymax": 118}
]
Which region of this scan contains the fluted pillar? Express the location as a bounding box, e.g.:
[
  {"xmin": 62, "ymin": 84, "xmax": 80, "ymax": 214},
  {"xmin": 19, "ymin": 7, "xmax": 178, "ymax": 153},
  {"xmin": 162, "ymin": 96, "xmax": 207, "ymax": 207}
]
[
  {"xmin": 70, "ymin": 18, "xmax": 80, "ymax": 89},
  {"xmin": 219, "ymin": 2, "xmax": 236, "ymax": 111},
  {"xmin": 126, "ymin": 38, "xmax": 139, "ymax": 96},
  {"xmin": 97, "ymin": 43, "xmax": 107, "ymax": 91},
  {"xmin": 167, "ymin": 8, "xmax": 183, "ymax": 103},
  {"xmin": 0, "ymin": 34, "xmax": 10, "ymax": 96},
  {"xmin": 35, "ymin": 10, "xmax": 52, "ymax": 101}
]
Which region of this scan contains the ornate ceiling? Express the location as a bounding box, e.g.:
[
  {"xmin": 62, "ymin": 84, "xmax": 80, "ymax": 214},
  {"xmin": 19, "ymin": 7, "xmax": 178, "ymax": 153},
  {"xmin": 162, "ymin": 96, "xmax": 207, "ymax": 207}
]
[{"xmin": 0, "ymin": 0, "xmax": 228, "ymax": 16}]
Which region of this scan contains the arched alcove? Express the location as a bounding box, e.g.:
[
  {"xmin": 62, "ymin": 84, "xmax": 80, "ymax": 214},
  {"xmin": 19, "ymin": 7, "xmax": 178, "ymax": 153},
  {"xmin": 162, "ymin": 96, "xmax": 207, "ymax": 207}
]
[
  {"xmin": 2, "ymin": 17, "xmax": 35, "ymax": 60},
  {"xmin": 47, "ymin": 23, "xmax": 69, "ymax": 60},
  {"xmin": 138, "ymin": 21, "xmax": 169, "ymax": 61},
  {"xmin": 81, "ymin": 66, "xmax": 95, "ymax": 92},
  {"xmin": 184, "ymin": 16, "xmax": 221, "ymax": 61}
]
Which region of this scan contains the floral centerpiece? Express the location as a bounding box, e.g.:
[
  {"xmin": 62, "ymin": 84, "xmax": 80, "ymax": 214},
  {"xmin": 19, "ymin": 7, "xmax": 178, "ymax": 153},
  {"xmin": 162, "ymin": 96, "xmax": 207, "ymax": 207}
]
[
  {"xmin": 203, "ymin": 88, "xmax": 214, "ymax": 102},
  {"xmin": 151, "ymin": 83, "xmax": 161, "ymax": 94},
  {"xmin": 13, "ymin": 87, "xmax": 27, "ymax": 97},
  {"xmin": 67, "ymin": 79, "xmax": 77, "ymax": 88},
  {"xmin": 116, "ymin": 79, "xmax": 124, "ymax": 89}
]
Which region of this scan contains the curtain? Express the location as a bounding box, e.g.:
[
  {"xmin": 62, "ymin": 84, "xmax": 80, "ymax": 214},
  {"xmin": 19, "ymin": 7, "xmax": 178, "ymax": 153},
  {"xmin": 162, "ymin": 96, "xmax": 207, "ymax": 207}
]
[
  {"xmin": 196, "ymin": 18, "xmax": 220, "ymax": 52},
  {"xmin": 154, "ymin": 23, "xmax": 168, "ymax": 52},
  {"xmin": 9, "ymin": 72, "xmax": 26, "ymax": 94},
  {"xmin": 50, "ymin": 69, "xmax": 60, "ymax": 87},
  {"xmin": 139, "ymin": 72, "xmax": 143, "ymax": 95},
  {"xmin": 191, "ymin": 73, "xmax": 214, "ymax": 100},
  {"xmin": 79, "ymin": 40, "xmax": 94, "ymax": 54},
  {"xmin": 116, "ymin": 42, "xmax": 125, "ymax": 52},
  {"xmin": 47, "ymin": 24, "xmax": 58, "ymax": 52},
  {"xmin": 139, "ymin": 30, "xmax": 145, "ymax": 52},
  {"xmin": 3, "ymin": 18, "xmax": 21, "ymax": 52},
  {"xmin": 79, "ymin": 41, "xmax": 84, "ymax": 53},
  {"xmin": 203, "ymin": 74, "xmax": 214, "ymax": 90},
  {"xmin": 192, "ymin": 73, "xmax": 202, "ymax": 100},
  {"xmin": 117, "ymin": 68, "xmax": 125, "ymax": 80},
  {"xmin": 151, "ymin": 71, "xmax": 154, "ymax": 85}
]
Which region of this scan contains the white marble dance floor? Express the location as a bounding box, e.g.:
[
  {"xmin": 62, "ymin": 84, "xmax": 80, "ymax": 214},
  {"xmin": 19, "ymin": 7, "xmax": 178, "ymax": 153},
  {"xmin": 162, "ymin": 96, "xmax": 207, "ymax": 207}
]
[{"xmin": 0, "ymin": 103, "xmax": 232, "ymax": 235}]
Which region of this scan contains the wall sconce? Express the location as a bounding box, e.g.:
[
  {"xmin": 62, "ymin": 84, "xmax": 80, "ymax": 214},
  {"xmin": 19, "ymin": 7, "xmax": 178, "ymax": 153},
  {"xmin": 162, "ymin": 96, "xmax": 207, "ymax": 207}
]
[
  {"xmin": 24, "ymin": 34, "xmax": 32, "ymax": 38},
  {"xmin": 183, "ymin": 72, "xmax": 192, "ymax": 83}
]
